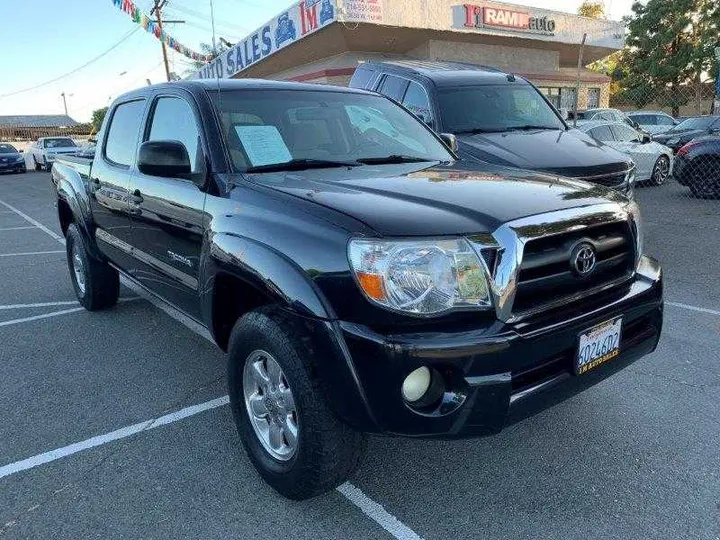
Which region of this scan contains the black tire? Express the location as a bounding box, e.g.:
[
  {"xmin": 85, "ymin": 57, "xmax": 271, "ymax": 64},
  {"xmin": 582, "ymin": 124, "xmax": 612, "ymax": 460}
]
[
  {"xmin": 227, "ymin": 308, "xmax": 365, "ymax": 500},
  {"xmin": 65, "ymin": 224, "xmax": 120, "ymax": 311},
  {"xmin": 649, "ymin": 155, "xmax": 670, "ymax": 186},
  {"xmin": 33, "ymin": 156, "xmax": 41, "ymax": 171}
]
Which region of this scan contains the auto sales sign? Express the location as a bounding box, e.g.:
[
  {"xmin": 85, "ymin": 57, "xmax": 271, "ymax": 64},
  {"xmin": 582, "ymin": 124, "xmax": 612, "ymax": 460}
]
[
  {"xmin": 458, "ymin": 3, "xmax": 556, "ymax": 34},
  {"xmin": 193, "ymin": 0, "xmax": 336, "ymax": 80}
]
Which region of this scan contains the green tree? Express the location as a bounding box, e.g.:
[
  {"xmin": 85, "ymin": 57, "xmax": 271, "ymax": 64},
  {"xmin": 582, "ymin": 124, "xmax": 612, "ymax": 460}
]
[
  {"xmin": 578, "ymin": 1, "xmax": 605, "ymax": 19},
  {"xmin": 621, "ymin": 0, "xmax": 719, "ymax": 115},
  {"xmin": 90, "ymin": 107, "xmax": 108, "ymax": 134}
]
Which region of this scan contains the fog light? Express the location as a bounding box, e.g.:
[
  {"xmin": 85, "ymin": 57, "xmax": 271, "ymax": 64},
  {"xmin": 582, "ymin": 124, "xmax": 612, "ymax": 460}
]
[{"xmin": 402, "ymin": 367, "xmax": 432, "ymax": 402}]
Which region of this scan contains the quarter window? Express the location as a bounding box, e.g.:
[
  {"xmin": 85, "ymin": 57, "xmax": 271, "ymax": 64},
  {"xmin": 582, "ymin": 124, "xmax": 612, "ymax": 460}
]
[
  {"xmin": 349, "ymin": 67, "xmax": 375, "ymax": 90},
  {"xmin": 402, "ymin": 82, "xmax": 433, "ymax": 125},
  {"xmin": 104, "ymin": 100, "xmax": 146, "ymax": 167},
  {"xmin": 147, "ymin": 97, "xmax": 203, "ymax": 174}
]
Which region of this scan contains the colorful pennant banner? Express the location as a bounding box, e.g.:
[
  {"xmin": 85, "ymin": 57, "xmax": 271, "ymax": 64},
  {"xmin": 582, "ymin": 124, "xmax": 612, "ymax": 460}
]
[{"xmin": 111, "ymin": 0, "xmax": 213, "ymax": 62}]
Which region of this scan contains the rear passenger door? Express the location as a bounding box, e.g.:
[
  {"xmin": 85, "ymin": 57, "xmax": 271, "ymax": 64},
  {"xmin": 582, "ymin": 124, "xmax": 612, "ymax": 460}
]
[
  {"xmin": 375, "ymin": 74, "xmax": 409, "ymax": 102},
  {"xmin": 401, "ymin": 81, "xmax": 435, "ymax": 129},
  {"xmin": 127, "ymin": 92, "xmax": 207, "ymax": 319},
  {"xmin": 90, "ymin": 98, "xmax": 146, "ymax": 272}
]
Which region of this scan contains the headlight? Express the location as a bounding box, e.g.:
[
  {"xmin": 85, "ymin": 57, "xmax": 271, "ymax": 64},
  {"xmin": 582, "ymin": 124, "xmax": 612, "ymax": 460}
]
[
  {"xmin": 625, "ymin": 201, "xmax": 643, "ymax": 264},
  {"xmin": 348, "ymin": 238, "xmax": 492, "ymax": 316}
]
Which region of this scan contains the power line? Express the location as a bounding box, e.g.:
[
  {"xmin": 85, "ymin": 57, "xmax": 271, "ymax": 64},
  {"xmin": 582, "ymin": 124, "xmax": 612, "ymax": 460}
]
[
  {"xmin": 0, "ymin": 27, "xmax": 141, "ymax": 100},
  {"xmin": 165, "ymin": 3, "xmax": 250, "ymax": 33}
]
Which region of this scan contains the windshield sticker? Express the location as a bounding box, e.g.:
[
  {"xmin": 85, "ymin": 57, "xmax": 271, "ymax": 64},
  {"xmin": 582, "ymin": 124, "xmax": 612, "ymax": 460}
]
[{"xmin": 235, "ymin": 125, "xmax": 292, "ymax": 167}]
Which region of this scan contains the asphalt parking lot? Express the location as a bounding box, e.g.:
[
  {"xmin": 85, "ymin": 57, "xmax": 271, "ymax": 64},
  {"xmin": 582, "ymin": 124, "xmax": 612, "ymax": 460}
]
[{"xmin": 0, "ymin": 171, "xmax": 718, "ymax": 540}]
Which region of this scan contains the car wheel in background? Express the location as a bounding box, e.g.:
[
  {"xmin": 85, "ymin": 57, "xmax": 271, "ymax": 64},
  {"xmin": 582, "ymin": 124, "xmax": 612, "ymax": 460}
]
[
  {"xmin": 65, "ymin": 224, "xmax": 120, "ymax": 310},
  {"xmin": 649, "ymin": 155, "xmax": 670, "ymax": 186},
  {"xmin": 227, "ymin": 307, "xmax": 365, "ymax": 500}
]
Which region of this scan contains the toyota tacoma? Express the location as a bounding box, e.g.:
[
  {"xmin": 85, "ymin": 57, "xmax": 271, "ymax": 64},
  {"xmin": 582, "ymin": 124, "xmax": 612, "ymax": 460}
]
[{"xmin": 52, "ymin": 79, "xmax": 663, "ymax": 500}]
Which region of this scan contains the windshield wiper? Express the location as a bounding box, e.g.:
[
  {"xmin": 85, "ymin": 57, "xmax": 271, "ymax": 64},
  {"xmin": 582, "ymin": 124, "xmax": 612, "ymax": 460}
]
[
  {"xmin": 355, "ymin": 155, "xmax": 434, "ymax": 165},
  {"xmin": 245, "ymin": 158, "xmax": 359, "ymax": 173},
  {"xmin": 454, "ymin": 128, "xmax": 502, "ymax": 135},
  {"xmin": 503, "ymin": 125, "xmax": 562, "ymax": 131}
]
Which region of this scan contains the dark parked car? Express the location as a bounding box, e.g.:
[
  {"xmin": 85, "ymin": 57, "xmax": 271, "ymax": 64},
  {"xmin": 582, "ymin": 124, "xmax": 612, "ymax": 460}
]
[
  {"xmin": 349, "ymin": 60, "xmax": 636, "ymax": 195},
  {"xmin": 0, "ymin": 143, "xmax": 27, "ymax": 174},
  {"xmin": 672, "ymin": 136, "xmax": 720, "ymax": 197},
  {"xmin": 653, "ymin": 116, "xmax": 720, "ymax": 152},
  {"xmin": 52, "ymin": 79, "xmax": 662, "ymax": 500}
]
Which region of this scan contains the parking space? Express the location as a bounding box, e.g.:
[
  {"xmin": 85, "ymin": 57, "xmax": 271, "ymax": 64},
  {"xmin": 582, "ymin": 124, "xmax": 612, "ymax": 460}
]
[{"xmin": 0, "ymin": 172, "xmax": 718, "ymax": 540}]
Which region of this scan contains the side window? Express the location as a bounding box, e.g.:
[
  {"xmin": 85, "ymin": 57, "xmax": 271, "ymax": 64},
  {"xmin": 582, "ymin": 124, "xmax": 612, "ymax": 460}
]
[
  {"xmin": 401, "ymin": 82, "xmax": 433, "ymax": 125},
  {"xmin": 147, "ymin": 97, "xmax": 203, "ymax": 174},
  {"xmin": 104, "ymin": 100, "xmax": 146, "ymax": 167},
  {"xmin": 378, "ymin": 75, "xmax": 409, "ymax": 102},
  {"xmin": 611, "ymin": 124, "xmax": 640, "ymax": 142},
  {"xmin": 349, "ymin": 67, "xmax": 375, "ymax": 89},
  {"xmin": 656, "ymin": 115, "xmax": 675, "ymax": 126},
  {"xmin": 589, "ymin": 125, "xmax": 614, "ymax": 141}
]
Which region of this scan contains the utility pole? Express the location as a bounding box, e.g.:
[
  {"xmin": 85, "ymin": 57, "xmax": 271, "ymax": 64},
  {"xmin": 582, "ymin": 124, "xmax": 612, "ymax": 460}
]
[
  {"xmin": 573, "ymin": 33, "xmax": 587, "ymax": 128},
  {"xmin": 150, "ymin": 0, "xmax": 185, "ymax": 82},
  {"xmin": 60, "ymin": 92, "xmax": 68, "ymax": 116}
]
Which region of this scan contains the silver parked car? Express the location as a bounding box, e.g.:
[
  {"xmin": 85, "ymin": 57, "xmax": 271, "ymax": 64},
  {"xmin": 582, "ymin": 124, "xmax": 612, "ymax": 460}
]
[
  {"xmin": 626, "ymin": 111, "xmax": 679, "ymax": 135},
  {"xmin": 28, "ymin": 137, "xmax": 79, "ymax": 171},
  {"xmin": 578, "ymin": 121, "xmax": 673, "ymax": 186}
]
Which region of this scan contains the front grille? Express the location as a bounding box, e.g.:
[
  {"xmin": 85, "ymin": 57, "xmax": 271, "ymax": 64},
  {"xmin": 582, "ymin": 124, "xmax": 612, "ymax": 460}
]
[
  {"xmin": 513, "ymin": 221, "xmax": 634, "ymax": 314},
  {"xmin": 587, "ymin": 172, "xmax": 627, "ymax": 188}
]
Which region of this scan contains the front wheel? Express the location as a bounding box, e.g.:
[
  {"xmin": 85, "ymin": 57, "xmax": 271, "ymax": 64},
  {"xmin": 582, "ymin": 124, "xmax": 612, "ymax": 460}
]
[
  {"xmin": 227, "ymin": 308, "xmax": 365, "ymax": 500},
  {"xmin": 65, "ymin": 224, "xmax": 120, "ymax": 310},
  {"xmin": 649, "ymin": 155, "xmax": 670, "ymax": 186}
]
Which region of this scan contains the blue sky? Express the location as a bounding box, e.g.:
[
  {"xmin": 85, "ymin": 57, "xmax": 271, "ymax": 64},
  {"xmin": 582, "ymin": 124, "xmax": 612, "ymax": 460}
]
[{"xmin": 0, "ymin": 0, "xmax": 633, "ymax": 122}]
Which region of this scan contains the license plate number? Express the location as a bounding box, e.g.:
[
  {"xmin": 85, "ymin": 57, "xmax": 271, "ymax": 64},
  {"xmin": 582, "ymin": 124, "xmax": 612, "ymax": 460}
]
[{"xmin": 576, "ymin": 317, "xmax": 622, "ymax": 375}]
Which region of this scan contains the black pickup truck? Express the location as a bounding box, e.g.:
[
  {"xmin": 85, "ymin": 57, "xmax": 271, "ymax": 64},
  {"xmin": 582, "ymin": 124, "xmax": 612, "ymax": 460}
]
[{"xmin": 52, "ymin": 79, "xmax": 663, "ymax": 500}]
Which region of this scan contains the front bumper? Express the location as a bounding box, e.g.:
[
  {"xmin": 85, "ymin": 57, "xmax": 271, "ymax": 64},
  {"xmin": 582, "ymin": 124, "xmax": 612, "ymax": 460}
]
[{"xmin": 336, "ymin": 256, "xmax": 663, "ymax": 438}]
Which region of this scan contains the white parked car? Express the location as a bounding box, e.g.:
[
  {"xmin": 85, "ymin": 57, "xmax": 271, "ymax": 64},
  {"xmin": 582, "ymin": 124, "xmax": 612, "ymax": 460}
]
[
  {"xmin": 28, "ymin": 137, "xmax": 79, "ymax": 171},
  {"xmin": 578, "ymin": 121, "xmax": 673, "ymax": 186},
  {"xmin": 626, "ymin": 111, "xmax": 679, "ymax": 135}
]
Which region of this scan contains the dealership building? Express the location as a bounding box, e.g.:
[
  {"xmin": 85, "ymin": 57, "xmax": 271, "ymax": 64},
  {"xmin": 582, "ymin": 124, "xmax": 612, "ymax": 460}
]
[{"xmin": 193, "ymin": 0, "xmax": 625, "ymax": 110}]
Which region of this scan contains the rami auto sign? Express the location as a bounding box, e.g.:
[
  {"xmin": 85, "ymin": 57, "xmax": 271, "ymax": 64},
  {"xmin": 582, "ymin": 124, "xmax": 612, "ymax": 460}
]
[{"xmin": 462, "ymin": 4, "xmax": 556, "ymax": 33}]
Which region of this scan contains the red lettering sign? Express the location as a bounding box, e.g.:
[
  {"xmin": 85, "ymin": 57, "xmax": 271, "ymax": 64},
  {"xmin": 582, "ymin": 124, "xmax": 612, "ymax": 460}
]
[
  {"xmin": 482, "ymin": 7, "xmax": 530, "ymax": 29},
  {"xmin": 300, "ymin": 1, "xmax": 319, "ymax": 35}
]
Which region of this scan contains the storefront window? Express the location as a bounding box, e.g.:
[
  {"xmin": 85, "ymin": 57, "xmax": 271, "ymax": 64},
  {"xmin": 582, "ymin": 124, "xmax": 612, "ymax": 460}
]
[
  {"xmin": 559, "ymin": 88, "xmax": 576, "ymax": 109},
  {"xmin": 588, "ymin": 88, "xmax": 601, "ymax": 109}
]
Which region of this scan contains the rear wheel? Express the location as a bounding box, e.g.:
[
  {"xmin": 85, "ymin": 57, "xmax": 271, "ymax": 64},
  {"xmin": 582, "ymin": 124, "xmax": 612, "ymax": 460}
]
[
  {"xmin": 227, "ymin": 308, "xmax": 365, "ymax": 500},
  {"xmin": 649, "ymin": 155, "xmax": 670, "ymax": 186},
  {"xmin": 65, "ymin": 224, "xmax": 120, "ymax": 311}
]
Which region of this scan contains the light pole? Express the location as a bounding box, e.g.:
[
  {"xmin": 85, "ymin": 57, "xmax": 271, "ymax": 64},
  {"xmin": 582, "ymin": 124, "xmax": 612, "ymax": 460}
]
[
  {"xmin": 61, "ymin": 92, "xmax": 68, "ymax": 115},
  {"xmin": 714, "ymin": 47, "xmax": 720, "ymax": 115}
]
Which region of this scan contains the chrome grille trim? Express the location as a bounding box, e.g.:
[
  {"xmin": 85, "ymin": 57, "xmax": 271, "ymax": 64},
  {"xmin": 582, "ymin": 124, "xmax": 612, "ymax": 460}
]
[{"xmin": 470, "ymin": 203, "xmax": 633, "ymax": 323}]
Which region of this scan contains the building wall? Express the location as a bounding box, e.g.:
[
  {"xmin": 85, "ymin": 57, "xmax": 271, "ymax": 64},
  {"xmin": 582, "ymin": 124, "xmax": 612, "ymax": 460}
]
[{"xmin": 413, "ymin": 39, "xmax": 558, "ymax": 73}]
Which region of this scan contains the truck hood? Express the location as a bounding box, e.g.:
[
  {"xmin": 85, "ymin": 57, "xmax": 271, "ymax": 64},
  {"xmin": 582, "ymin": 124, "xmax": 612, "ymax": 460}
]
[
  {"xmin": 457, "ymin": 128, "xmax": 633, "ymax": 176},
  {"xmin": 246, "ymin": 162, "xmax": 626, "ymax": 236}
]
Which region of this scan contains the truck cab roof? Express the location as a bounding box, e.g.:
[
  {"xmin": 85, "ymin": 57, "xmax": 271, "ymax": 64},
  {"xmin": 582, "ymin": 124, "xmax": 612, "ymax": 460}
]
[{"xmin": 358, "ymin": 60, "xmax": 518, "ymax": 88}]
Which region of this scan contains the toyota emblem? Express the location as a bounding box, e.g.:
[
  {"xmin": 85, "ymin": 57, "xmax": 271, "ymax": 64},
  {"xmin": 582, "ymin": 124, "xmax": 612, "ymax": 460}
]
[{"xmin": 571, "ymin": 242, "xmax": 597, "ymax": 277}]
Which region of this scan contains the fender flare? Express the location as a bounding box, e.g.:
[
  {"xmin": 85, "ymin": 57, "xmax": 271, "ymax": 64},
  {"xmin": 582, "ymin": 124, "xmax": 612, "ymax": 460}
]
[
  {"xmin": 54, "ymin": 167, "xmax": 103, "ymax": 259},
  {"xmin": 200, "ymin": 231, "xmax": 336, "ymax": 327}
]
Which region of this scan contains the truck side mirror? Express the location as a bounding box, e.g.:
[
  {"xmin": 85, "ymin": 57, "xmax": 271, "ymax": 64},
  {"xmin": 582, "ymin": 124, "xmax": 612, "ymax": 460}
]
[
  {"xmin": 439, "ymin": 133, "xmax": 459, "ymax": 153},
  {"xmin": 138, "ymin": 140, "xmax": 191, "ymax": 178}
]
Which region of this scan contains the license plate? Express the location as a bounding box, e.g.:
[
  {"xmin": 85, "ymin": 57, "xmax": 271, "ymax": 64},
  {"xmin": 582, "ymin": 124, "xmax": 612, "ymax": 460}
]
[{"xmin": 576, "ymin": 317, "xmax": 622, "ymax": 375}]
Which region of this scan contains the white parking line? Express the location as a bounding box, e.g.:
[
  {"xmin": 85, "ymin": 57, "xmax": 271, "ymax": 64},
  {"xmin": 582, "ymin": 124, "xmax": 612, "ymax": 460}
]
[
  {"xmin": 0, "ymin": 393, "xmax": 424, "ymax": 540},
  {"xmin": 0, "ymin": 250, "xmax": 65, "ymax": 258},
  {"xmin": 667, "ymin": 301, "xmax": 720, "ymax": 317},
  {"xmin": 0, "ymin": 300, "xmax": 80, "ymax": 310},
  {"xmin": 0, "ymin": 397, "xmax": 230, "ymax": 480},
  {"xmin": 0, "ymin": 200, "xmax": 65, "ymax": 244},
  {"xmin": 0, "ymin": 298, "xmax": 140, "ymax": 327},
  {"xmin": 337, "ymin": 483, "xmax": 425, "ymax": 540},
  {"xmin": 0, "ymin": 226, "xmax": 37, "ymax": 231}
]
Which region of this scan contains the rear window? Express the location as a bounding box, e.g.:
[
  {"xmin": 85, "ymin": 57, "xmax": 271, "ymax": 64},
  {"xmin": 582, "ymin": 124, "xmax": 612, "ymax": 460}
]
[
  {"xmin": 630, "ymin": 114, "xmax": 656, "ymax": 125},
  {"xmin": 104, "ymin": 100, "xmax": 146, "ymax": 167},
  {"xmin": 349, "ymin": 67, "xmax": 375, "ymax": 89}
]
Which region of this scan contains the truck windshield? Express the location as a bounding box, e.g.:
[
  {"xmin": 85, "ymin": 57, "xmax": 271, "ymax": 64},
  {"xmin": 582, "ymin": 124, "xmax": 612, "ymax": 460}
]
[
  {"xmin": 438, "ymin": 85, "xmax": 565, "ymax": 134},
  {"xmin": 210, "ymin": 89, "xmax": 454, "ymax": 172}
]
